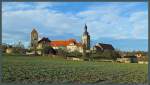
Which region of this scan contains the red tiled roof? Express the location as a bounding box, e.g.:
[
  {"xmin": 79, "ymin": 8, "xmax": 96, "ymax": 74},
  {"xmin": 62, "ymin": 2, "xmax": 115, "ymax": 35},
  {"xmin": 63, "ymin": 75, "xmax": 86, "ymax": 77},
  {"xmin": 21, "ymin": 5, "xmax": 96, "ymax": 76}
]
[{"xmin": 50, "ymin": 39, "xmax": 82, "ymax": 47}]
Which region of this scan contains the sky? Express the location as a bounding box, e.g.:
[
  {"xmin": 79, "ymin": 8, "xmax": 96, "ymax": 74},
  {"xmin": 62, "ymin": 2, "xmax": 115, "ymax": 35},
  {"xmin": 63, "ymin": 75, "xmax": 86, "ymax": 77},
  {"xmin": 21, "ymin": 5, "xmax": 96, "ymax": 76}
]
[{"xmin": 2, "ymin": 2, "xmax": 148, "ymax": 51}]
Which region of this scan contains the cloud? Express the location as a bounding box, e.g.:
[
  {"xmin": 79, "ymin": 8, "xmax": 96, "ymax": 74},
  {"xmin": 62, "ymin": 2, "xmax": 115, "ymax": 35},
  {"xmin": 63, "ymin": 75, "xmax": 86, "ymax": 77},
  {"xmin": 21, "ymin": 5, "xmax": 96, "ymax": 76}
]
[
  {"xmin": 129, "ymin": 11, "xmax": 148, "ymax": 39},
  {"xmin": 76, "ymin": 2, "xmax": 148, "ymax": 40},
  {"xmin": 2, "ymin": 2, "xmax": 148, "ymax": 50},
  {"xmin": 2, "ymin": 2, "xmax": 60, "ymax": 12},
  {"xmin": 2, "ymin": 7, "xmax": 84, "ymax": 47}
]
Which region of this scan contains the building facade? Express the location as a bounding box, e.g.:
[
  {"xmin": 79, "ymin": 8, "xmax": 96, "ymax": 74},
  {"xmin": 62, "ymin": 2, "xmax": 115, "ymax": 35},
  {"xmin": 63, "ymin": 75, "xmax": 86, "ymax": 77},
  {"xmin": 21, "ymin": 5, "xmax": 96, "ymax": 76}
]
[
  {"xmin": 6, "ymin": 48, "xmax": 13, "ymax": 54},
  {"xmin": 37, "ymin": 37, "xmax": 51, "ymax": 55},
  {"xmin": 50, "ymin": 39, "xmax": 83, "ymax": 53}
]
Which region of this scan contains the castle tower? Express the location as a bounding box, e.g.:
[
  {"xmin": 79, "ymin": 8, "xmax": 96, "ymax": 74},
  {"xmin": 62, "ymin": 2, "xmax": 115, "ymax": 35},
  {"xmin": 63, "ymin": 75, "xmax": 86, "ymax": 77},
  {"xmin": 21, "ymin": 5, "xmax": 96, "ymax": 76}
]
[
  {"xmin": 31, "ymin": 28, "xmax": 38, "ymax": 49},
  {"xmin": 82, "ymin": 24, "xmax": 90, "ymax": 50}
]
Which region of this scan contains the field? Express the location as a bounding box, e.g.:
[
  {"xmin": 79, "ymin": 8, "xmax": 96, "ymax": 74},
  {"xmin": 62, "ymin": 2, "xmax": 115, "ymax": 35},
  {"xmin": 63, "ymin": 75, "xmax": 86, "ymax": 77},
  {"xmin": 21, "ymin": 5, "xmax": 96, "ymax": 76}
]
[{"xmin": 2, "ymin": 55, "xmax": 148, "ymax": 84}]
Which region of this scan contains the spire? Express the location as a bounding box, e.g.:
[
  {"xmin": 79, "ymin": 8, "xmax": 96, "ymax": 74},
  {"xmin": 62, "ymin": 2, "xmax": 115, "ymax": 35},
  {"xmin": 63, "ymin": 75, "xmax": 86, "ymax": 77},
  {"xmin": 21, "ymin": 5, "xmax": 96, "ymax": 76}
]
[
  {"xmin": 84, "ymin": 24, "xmax": 87, "ymax": 32},
  {"xmin": 83, "ymin": 24, "xmax": 88, "ymax": 35}
]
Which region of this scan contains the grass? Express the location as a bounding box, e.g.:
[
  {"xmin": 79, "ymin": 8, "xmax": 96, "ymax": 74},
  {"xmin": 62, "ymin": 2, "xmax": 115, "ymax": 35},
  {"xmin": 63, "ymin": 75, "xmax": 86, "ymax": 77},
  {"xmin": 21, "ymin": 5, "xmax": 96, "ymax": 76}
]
[{"xmin": 2, "ymin": 55, "xmax": 148, "ymax": 84}]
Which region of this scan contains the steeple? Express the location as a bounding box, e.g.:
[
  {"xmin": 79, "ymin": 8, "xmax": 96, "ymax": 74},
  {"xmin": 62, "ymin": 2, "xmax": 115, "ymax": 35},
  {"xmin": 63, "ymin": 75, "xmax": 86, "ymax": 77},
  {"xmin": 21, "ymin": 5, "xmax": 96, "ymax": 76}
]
[
  {"xmin": 82, "ymin": 24, "xmax": 90, "ymax": 51},
  {"xmin": 84, "ymin": 24, "xmax": 87, "ymax": 32},
  {"xmin": 83, "ymin": 24, "xmax": 88, "ymax": 35}
]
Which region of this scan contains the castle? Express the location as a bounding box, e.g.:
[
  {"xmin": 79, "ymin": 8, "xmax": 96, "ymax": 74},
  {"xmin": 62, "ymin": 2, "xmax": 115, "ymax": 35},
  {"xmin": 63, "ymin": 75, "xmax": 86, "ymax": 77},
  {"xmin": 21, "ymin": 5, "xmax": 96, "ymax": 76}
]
[{"xmin": 30, "ymin": 24, "xmax": 90, "ymax": 54}]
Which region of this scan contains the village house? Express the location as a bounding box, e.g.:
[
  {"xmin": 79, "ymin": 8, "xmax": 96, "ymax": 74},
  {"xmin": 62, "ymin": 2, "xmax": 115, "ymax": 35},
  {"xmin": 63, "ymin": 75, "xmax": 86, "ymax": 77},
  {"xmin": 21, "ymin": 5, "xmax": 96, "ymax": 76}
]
[
  {"xmin": 116, "ymin": 52, "xmax": 148, "ymax": 64},
  {"xmin": 37, "ymin": 37, "xmax": 53, "ymax": 55},
  {"xmin": 92, "ymin": 43, "xmax": 114, "ymax": 52},
  {"xmin": 50, "ymin": 39, "xmax": 83, "ymax": 53},
  {"xmin": 6, "ymin": 47, "xmax": 13, "ymax": 54},
  {"xmin": 135, "ymin": 53, "xmax": 148, "ymax": 64},
  {"xmin": 2, "ymin": 42, "xmax": 26, "ymax": 54},
  {"xmin": 117, "ymin": 55, "xmax": 138, "ymax": 63}
]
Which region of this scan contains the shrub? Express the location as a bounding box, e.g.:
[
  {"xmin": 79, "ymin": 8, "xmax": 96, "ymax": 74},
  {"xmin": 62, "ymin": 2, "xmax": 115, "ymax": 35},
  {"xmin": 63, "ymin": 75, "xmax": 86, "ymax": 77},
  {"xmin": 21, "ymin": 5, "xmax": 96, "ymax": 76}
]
[
  {"xmin": 56, "ymin": 48, "xmax": 68, "ymax": 57},
  {"xmin": 42, "ymin": 46, "xmax": 56, "ymax": 55},
  {"xmin": 90, "ymin": 50, "xmax": 121, "ymax": 60},
  {"xmin": 67, "ymin": 51, "xmax": 82, "ymax": 58}
]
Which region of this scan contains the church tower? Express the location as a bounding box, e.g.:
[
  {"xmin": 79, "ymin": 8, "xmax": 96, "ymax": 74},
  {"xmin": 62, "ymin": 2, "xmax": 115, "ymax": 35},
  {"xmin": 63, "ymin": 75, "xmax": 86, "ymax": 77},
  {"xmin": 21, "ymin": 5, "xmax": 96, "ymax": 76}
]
[
  {"xmin": 31, "ymin": 28, "xmax": 38, "ymax": 49},
  {"xmin": 82, "ymin": 24, "xmax": 90, "ymax": 50}
]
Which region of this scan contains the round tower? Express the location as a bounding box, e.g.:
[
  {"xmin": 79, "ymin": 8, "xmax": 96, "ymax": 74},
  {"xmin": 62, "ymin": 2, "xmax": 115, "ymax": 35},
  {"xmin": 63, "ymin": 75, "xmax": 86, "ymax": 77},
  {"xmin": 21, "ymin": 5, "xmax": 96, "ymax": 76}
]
[{"xmin": 31, "ymin": 28, "xmax": 38, "ymax": 49}]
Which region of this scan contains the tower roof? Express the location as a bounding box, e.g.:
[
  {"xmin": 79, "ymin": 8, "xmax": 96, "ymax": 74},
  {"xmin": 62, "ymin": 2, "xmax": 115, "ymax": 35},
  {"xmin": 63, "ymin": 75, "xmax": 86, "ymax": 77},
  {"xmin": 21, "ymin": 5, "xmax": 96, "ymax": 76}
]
[
  {"xmin": 95, "ymin": 43, "xmax": 114, "ymax": 50},
  {"xmin": 83, "ymin": 24, "xmax": 89, "ymax": 35},
  {"xmin": 38, "ymin": 37, "xmax": 50, "ymax": 43},
  {"xmin": 84, "ymin": 24, "xmax": 87, "ymax": 31},
  {"xmin": 31, "ymin": 28, "xmax": 38, "ymax": 33}
]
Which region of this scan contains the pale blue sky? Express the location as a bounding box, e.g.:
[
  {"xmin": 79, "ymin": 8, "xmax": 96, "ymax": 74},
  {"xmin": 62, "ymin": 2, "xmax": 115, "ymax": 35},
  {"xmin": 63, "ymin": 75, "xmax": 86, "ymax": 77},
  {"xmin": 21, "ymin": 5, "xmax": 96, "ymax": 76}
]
[{"xmin": 2, "ymin": 2, "xmax": 148, "ymax": 51}]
